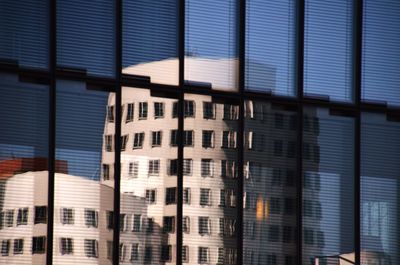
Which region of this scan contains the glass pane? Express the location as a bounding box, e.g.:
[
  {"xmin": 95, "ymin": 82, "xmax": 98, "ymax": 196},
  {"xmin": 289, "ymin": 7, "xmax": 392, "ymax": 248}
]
[
  {"xmin": 362, "ymin": 0, "xmax": 400, "ymax": 106},
  {"xmin": 0, "ymin": 73, "xmax": 49, "ymax": 265},
  {"xmin": 54, "ymin": 80, "xmax": 114, "ymax": 264},
  {"xmin": 243, "ymin": 101, "xmax": 297, "ymax": 264},
  {"xmin": 361, "ymin": 113, "xmax": 400, "ymax": 264},
  {"xmin": 119, "ymin": 87, "xmax": 178, "ymax": 263},
  {"xmin": 304, "ymin": 1, "xmax": 353, "ymax": 102},
  {"xmin": 57, "ymin": 0, "xmax": 115, "ymax": 77},
  {"xmin": 185, "ymin": 0, "xmax": 238, "ymax": 91},
  {"xmin": 123, "ymin": 0, "xmax": 179, "ymax": 85},
  {"xmin": 303, "ymin": 108, "xmax": 354, "ymax": 264},
  {"xmin": 0, "ymin": 0, "xmax": 49, "ymax": 69},
  {"xmin": 183, "ymin": 94, "xmax": 238, "ymax": 264},
  {"xmin": 245, "ymin": 0, "xmax": 296, "ymax": 96}
]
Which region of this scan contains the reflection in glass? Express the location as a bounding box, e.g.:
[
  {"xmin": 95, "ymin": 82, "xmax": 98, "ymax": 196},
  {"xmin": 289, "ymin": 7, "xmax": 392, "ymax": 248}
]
[
  {"xmin": 304, "ymin": 1, "xmax": 353, "ymax": 102},
  {"xmin": 361, "ymin": 113, "xmax": 400, "ymax": 264},
  {"xmin": 54, "ymin": 80, "xmax": 114, "ymax": 264},
  {"xmin": 243, "ymin": 101, "xmax": 297, "ymax": 264},
  {"xmin": 123, "ymin": 0, "xmax": 179, "ymax": 85},
  {"xmin": 183, "ymin": 94, "xmax": 238, "ymax": 264},
  {"xmin": 303, "ymin": 108, "xmax": 354, "ymax": 264},
  {"xmin": 362, "ymin": 0, "xmax": 400, "ymax": 106},
  {"xmin": 0, "ymin": 0, "xmax": 49, "ymax": 69},
  {"xmin": 245, "ymin": 0, "xmax": 296, "ymax": 96},
  {"xmin": 119, "ymin": 87, "xmax": 178, "ymax": 264},
  {"xmin": 185, "ymin": 0, "xmax": 238, "ymax": 91},
  {"xmin": 57, "ymin": 0, "xmax": 115, "ymax": 77},
  {"xmin": 0, "ymin": 73, "xmax": 49, "ymax": 265}
]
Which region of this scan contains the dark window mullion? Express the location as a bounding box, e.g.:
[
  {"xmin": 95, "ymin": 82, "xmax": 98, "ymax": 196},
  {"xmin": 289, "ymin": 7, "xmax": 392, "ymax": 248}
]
[
  {"xmin": 353, "ymin": 0, "xmax": 363, "ymax": 263},
  {"xmin": 113, "ymin": 0, "xmax": 123, "ymax": 265}
]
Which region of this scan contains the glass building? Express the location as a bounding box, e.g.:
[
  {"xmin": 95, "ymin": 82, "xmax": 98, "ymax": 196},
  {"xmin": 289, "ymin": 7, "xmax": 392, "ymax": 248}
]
[{"xmin": 0, "ymin": 1, "xmax": 399, "ymax": 265}]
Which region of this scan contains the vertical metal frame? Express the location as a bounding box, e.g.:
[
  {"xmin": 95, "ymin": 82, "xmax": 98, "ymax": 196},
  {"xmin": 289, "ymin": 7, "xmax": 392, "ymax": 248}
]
[
  {"xmin": 295, "ymin": 0, "xmax": 305, "ymax": 264},
  {"xmin": 112, "ymin": 0, "xmax": 123, "ymax": 264},
  {"xmin": 353, "ymin": 0, "xmax": 363, "ymax": 264},
  {"xmin": 46, "ymin": 0, "xmax": 57, "ymax": 263}
]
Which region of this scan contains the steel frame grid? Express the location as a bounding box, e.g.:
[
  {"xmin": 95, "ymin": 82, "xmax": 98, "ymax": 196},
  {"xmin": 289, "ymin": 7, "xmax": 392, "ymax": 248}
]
[{"xmin": 2, "ymin": 0, "xmax": 400, "ymax": 264}]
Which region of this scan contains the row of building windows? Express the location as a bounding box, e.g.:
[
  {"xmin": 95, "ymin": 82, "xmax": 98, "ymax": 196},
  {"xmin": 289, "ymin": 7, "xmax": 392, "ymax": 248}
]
[
  {"xmin": 105, "ymin": 131, "xmax": 319, "ymax": 163},
  {"xmin": 1, "ymin": 237, "xmax": 46, "ymax": 256},
  {"xmin": 107, "ymin": 101, "xmax": 320, "ymax": 136},
  {"xmin": 243, "ymin": 251, "xmax": 295, "ymax": 265},
  {"xmin": 0, "ymin": 206, "xmax": 46, "ymax": 228}
]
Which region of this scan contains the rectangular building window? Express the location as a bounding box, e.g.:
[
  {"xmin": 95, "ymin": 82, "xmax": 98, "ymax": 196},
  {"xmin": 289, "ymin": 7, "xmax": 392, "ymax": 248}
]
[
  {"xmin": 148, "ymin": 159, "xmax": 160, "ymax": 175},
  {"xmin": 203, "ymin": 102, "xmax": 215, "ymax": 119},
  {"xmin": 166, "ymin": 187, "xmax": 177, "ymax": 205},
  {"xmin": 160, "ymin": 245, "xmax": 172, "ymax": 262},
  {"xmin": 163, "ymin": 216, "xmax": 175, "ymax": 233},
  {"xmin": 105, "ymin": 135, "xmax": 113, "ymax": 152},
  {"xmin": 84, "ymin": 239, "xmax": 98, "ymax": 258},
  {"xmin": 133, "ymin": 132, "xmax": 145, "ymax": 149},
  {"xmin": 168, "ymin": 159, "xmax": 178, "ymax": 175},
  {"xmin": 13, "ymin": 239, "xmax": 23, "ymax": 255},
  {"xmin": 146, "ymin": 218, "xmax": 154, "ymax": 234},
  {"xmin": 221, "ymin": 160, "xmax": 237, "ymax": 178},
  {"xmin": 120, "ymin": 243, "xmax": 126, "ymax": 262},
  {"xmin": 132, "ymin": 214, "xmax": 141, "ymax": 232},
  {"xmin": 202, "ymin": 130, "xmax": 214, "ymax": 148},
  {"xmin": 32, "ymin": 236, "xmax": 46, "ymax": 254},
  {"xmin": 182, "ymin": 245, "xmax": 189, "ymax": 263},
  {"xmin": 131, "ymin": 243, "xmax": 139, "ymax": 261},
  {"xmin": 61, "ymin": 208, "xmax": 74, "ymax": 225},
  {"xmin": 170, "ymin": 129, "xmax": 178, "ymax": 146},
  {"xmin": 273, "ymin": 140, "xmax": 283, "ymax": 156},
  {"xmin": 138, "ymin": 102, "xmax": 148, "ymax": 119},
  {"xmin": 154, "ymin": 102, "xmax": 164, "ymax": 118},
  {"xmin": 129, "ymin": 161, "xmax": 139, "ymax": 178},
  {"xmin": 144, "ymin": 246, "xmax": 152, "ymax": 262},
  {"xmin": 198, "ymin": 217, "xmax": 211, "ymax": 235},
  {"xmin": 198, "ymin": 247, "xmax": 209, "ymax": 264},
  {"xmin": 84, "ymin": 209, "xmax": 98, "ymax": 228},
  {"xmin": 126, "ymin": 103, "xmax": 134, "ymax": 123},
  {"xmin": 107, "ymin": 105, "xmax": 115, "ymax": 122},
  {"xmin": 102, "ymin": 164, "xmax": 110, "ymax": 180},
  {"xmin": 201, "ymin": 160, "xmax": 214, "ymax": 177},
  {"xmin": 34, "ymin": 206, "xmax": 47, "ymax": 224},
  {"xmin": 1, "ymin": 240, "xmax": 10, "ymax": 256},
  {"xmin": 107, "ymin": 211, "xmax": 114, "ymax": 230},
  {"xmin": 151, "ymin": 131, "xmax": 162, "ymax": 147},
  {"xmin": 183, "ymin": 159, "xmax": 192, "ymax": 176},
  {"xmin": 17, "ymin": 208, "xmax": 28, "ymax": 226},
  {"xmin": 183, "ymin": 188, "xmax": 191, "ymax": 204},
  {"xmin": 184, "ymin": 100, "xmax": 195, "ymax": 117},
  {"xmin": 184, "ymin": 130, "xmax": 194, "ymax": 146},
  {"xmin": 120, "ymin": 214, "xmax": 127, "ymax": 232},
  {"xmin": 5, "ymin": 210, "xmax": 13, "ymax": 227},
  {"xmin": 222, "ymin": 131, "xmax": 237, "ymax": 148},
  {"xmin": 121, "ymin": 134, "xmax": 129, "ymax": 151},
  {"xmin": 145, "ymin": 189, "xmax": 156, "ymax": 204},
  {"xmin": 223, "ymin": 104, "xmax": 239, "ymax": 120},
  {"xmin": 183, "ymin": 216, "xmax": 190, "ymax": 233},
  {"xmin": 60, "ymin": 238, "xmax": 73, "ymax": 255},
  {"xmin": 200, "ymin": 188, "xmax": 212, "ymax": 206}
]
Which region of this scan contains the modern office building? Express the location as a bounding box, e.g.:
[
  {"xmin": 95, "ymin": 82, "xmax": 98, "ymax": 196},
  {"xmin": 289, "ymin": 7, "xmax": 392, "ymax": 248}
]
[{"xmin": 1, "ymin": 1, "xmax": 400, "ymax": 265}]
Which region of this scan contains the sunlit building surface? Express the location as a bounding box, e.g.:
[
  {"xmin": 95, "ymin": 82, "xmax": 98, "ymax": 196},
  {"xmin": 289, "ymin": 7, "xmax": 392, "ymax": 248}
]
[{"xmin": 1, "ymin": 1, "xmax": 400, "ymax": 265}]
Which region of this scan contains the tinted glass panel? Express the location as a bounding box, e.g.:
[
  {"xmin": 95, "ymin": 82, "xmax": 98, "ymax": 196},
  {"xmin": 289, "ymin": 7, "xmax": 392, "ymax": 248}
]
[
  {"xmin": 185, "ymin": 0, "xmax": 238, "ymax": 91},
  {"xmin": 361, "ymin": 113, "xmax": 400, "ymax": 264},
  {"xmin": 0, "ymin": 0, "xmax": 49, "ymax": 69},
  {"xmin": 362, "ymin": 0, "xmax": 400, "ymax": 106},
  {"xmin": 183, "ymin": 94, "xmax": 238, "ymax": 265},
  {"xmin": 55, "ymin": 80, "xmax": 114, "ymax": 264},
  {"xmin": 57, "ymin": 0, "xmax": 115, "ymax": 77},
  {"xmin": 304, "ymin": 1, "xmax": 353, "ymax": 102},
  {"xmin": 0, "ymin": 73, "xmax": 49, "ymax": 265},
  {"xmin": 119, "ymin": 87, "xmax": 178, "ymax": 263},
  {"xmin": 123, "ymin": 0, "xmax": 179, "ymax": 85},
  {"xmin": 245, "ymin": 0, "xmax": 296, "ymax": 96},
  {"xmin": 303, "ymin": 108, "xmax": 354, "ymax": 264},
  {"xmin": 243, "ymin": 101, "xmax": 297, "ymax": 264}
]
